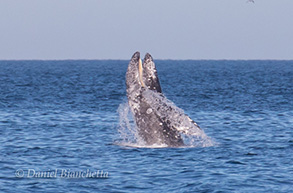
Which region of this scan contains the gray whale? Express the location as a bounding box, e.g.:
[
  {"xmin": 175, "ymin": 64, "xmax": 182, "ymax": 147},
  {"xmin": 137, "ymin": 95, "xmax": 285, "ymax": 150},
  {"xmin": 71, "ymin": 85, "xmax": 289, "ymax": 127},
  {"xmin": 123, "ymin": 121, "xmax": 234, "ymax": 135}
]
[{"xmin": 126, "ymin": 52, "xmax": 203, "ymax": 147}]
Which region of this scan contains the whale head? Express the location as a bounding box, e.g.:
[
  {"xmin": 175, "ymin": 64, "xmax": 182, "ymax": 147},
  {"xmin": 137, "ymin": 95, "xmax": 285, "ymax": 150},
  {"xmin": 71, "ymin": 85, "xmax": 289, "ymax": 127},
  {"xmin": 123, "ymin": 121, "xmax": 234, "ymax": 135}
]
[{"xmin": 126, "ymin": 51, "xmax": 162, "ymax": 96}]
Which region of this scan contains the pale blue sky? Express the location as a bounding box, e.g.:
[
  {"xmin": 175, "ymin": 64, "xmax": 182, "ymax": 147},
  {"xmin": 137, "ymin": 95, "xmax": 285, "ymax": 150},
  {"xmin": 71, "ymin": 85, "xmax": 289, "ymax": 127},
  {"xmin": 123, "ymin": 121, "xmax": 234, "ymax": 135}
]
[{"xmin": 1, "ymin": 0, "xmax": 293, "ymax": 60}]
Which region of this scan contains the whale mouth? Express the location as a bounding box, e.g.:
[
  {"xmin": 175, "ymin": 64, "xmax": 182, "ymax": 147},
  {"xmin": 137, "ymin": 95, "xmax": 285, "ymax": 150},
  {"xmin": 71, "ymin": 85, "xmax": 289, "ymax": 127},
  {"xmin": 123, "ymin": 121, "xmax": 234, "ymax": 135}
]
[{"xmin": 138, "ymin": 57, "xmax": 145, "ymax": 87}]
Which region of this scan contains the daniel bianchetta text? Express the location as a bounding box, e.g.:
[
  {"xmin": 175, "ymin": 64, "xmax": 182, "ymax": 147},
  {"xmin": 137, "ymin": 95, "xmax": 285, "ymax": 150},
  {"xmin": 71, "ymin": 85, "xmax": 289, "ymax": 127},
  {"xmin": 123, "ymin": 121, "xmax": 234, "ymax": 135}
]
[{"xmin": 15, "ymin": 169, "xmax": 109, "ymax": 179}]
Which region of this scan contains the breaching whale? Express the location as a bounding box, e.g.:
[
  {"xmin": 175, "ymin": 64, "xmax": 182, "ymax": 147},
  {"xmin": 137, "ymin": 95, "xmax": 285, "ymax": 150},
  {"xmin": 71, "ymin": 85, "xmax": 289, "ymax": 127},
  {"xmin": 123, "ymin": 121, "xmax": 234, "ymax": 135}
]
[{"xmin": 126, "ymin": 52, "xmax": 205, "ymax": 147}]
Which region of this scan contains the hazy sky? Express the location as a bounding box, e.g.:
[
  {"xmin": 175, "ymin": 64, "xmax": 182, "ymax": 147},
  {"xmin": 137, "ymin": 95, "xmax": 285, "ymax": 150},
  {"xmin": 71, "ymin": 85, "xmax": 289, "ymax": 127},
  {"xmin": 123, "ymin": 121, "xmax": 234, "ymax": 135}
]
[{"xmin": 1, "ymin": 0, "xmax": 293, "ymax": 60}]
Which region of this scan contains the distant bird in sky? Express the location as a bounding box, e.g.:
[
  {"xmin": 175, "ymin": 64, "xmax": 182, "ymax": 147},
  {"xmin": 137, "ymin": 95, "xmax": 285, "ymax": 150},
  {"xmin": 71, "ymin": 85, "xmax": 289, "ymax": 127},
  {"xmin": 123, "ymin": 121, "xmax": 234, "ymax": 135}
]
[{"xmin": 247, "ymin": 0, "xmax": 255, "ymax": 3}]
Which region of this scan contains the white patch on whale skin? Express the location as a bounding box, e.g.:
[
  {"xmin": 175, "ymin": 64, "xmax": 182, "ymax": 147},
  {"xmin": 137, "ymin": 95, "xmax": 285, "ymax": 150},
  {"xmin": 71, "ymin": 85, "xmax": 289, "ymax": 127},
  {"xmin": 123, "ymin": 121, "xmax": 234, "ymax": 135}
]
[{"xmin": 146, "ymin": 108, "xmax": 152, "ymax": 114}]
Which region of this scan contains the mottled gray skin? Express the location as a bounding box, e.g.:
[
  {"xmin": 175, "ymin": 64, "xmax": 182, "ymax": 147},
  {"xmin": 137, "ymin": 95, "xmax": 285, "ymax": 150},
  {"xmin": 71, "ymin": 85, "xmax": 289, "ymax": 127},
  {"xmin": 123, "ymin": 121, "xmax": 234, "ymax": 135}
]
[
  {"xmin": 142, "ymin": 53, "xmax": 162, "ymax": 93},
  {"xmin": 126, "ymin": 52, "xmax": 184, "ymax": 147}
]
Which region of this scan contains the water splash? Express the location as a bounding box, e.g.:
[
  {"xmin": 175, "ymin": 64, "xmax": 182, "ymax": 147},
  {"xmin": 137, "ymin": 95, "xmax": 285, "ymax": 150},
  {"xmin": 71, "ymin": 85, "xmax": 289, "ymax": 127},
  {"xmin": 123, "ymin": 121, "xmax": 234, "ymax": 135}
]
[
  {"xmin": 117, "ymin": 97, "xmax": 215, "ymax": 148},
  {"xmin": 117, "ymin": 102, "xmax": 137, "ymax": 143},
  {"xmin": 117, "ymin": 102, "xmax": 148, "ymax": 147}
]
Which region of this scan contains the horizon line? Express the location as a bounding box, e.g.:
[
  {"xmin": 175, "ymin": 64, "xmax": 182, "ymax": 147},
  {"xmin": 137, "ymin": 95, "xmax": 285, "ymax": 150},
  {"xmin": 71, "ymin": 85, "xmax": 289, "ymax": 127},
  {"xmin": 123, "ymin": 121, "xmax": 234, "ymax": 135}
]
[{"xmin": 1, "ymin": 58, "xmax": 293, "ymax": 61}]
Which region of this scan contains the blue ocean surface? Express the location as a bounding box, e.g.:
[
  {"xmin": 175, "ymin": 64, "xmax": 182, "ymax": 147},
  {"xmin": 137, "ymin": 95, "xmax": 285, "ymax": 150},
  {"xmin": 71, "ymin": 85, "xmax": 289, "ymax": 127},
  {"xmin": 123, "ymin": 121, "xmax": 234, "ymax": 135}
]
[{"xmin": 0, "ymin": 60, "xmax": 292, "ymax": 192}]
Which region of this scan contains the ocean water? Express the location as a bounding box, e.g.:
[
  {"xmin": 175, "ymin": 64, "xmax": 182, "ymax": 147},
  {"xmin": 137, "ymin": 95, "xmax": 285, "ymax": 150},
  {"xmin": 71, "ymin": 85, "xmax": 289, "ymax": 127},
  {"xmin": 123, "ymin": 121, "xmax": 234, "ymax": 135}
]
[{"xmin": 0, "ymin": 60, "xmax": 292, "ymax": 192}]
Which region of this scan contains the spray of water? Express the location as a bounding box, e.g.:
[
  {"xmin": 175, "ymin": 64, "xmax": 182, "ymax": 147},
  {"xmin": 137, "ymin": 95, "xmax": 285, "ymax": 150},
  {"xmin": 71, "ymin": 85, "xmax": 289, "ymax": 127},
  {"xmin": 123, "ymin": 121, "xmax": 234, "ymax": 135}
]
[
  {"xmin": 117, "ymin": 102, "xmax": 138, "ymax": 143},
  {"xmin": 117, "ymin": 95, "xmax": 215, "ymax": 148}
]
